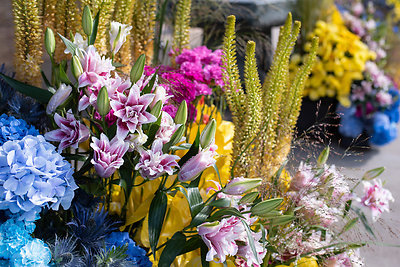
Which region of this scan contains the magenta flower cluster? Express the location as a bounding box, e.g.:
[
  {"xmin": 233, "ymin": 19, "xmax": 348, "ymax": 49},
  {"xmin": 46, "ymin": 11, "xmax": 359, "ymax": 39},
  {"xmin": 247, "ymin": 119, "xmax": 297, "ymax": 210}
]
[{"xmin": 145, "ymin": 46, "xmax": 224, "ymax": 121}]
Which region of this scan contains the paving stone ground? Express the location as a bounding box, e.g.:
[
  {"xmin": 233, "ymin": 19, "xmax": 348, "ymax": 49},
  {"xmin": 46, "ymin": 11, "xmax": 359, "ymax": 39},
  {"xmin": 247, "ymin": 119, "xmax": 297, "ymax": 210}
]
[{"xmin": 1, "ymin": 0, "xmax": 399, "ymax": 265}]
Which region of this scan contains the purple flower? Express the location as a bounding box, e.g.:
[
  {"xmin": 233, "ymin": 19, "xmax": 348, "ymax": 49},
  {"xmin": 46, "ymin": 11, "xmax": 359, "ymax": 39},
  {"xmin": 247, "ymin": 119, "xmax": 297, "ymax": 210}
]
[
  {"xmin": 110, "ymin": 85, "xmax": 156, "ymax": 140},
  {"xmin": 90, "ymin": 133, "xmax": 129, "ymax": 178},
  {"xmin": 178, "ymin": 144, "xmax": 217, "ymax": 182},
  {"xmin": 78, "ymin": 46, "xmax": 114, "ymax": 88},
  {"xmin": 45, "ymin": 110, "xmax": 90, "ymax": 151},
  {"xmin": 135, "ymin": 140, "xmax": 180, "ymax": 180}
]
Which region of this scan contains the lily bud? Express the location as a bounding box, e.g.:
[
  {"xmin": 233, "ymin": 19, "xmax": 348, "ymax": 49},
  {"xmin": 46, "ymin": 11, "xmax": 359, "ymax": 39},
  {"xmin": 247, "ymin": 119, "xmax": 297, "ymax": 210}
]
[
  {"xmin": 97, "ymin": 86, "xmax": 110, "ymax": 116},
  {"xmin": 200, "ymin": 118, "xmax": 216, "ymax": 149},
  {"xmin": 167, "ymin": 124, "xmax": 185, "ymax": 148},
  {"xmin": 45, "ymin": 28, "xmax": 55, "ymax": 57},
  {"xmin": 223, "ymin": 177, "xmax": 262, "ymax": 195},
  {"xmin": 317, "ymin": 146, "xmax": 330, "ymax": 166},
  {"xmin": 82, "ymin": 6, "xmax": 93, "ymax": 36},
  {"xmin": 71, "ymin": 55, "xmax": 83, "ymax": 80},
  {"xmin": 46, "ymin": 84, "xmax": 72, "ymax": 114},
  {"xmin": 174, "ymin": 100, "xmax": 187, "ymax": 125},
  {"xmin": 150, "ymin": 100, "xmax": 163, "ymax": 118},
  {"xmin": 178, "ymin": 148, "xmax": 216, "ymax": 182}
]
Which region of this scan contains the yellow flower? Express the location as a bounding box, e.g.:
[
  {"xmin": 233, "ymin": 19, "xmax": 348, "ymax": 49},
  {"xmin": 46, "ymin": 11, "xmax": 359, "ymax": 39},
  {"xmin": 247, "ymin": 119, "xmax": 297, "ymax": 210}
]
[{"xmin": 291, "ymin": 6, "xmax": 375, "ymax": 106}]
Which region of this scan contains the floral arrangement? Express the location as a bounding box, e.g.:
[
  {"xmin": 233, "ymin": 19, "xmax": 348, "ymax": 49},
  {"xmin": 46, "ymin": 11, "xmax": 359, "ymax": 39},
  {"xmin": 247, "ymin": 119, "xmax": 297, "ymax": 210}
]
[
  {"xmin": 291, "ymin": 7, "xmax": 376, "ymax": 106},
  {"xmin": 0, "ymin": 1, "xmax": 397, "ymax": 266},
  {"xmin": 337, "ymin": 1, "xmax": 400, "ymax": 145}
]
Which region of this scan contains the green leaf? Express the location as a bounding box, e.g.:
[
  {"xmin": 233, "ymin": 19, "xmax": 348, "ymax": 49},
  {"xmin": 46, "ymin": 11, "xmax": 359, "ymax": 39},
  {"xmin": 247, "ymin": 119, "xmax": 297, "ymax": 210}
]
[
  {"xmin": 60, "ymin": 153, "xmax": 87, "ymax": 162},
  {"xmin": 339, "ymin": 218, "xmax": 359, "ymax": 236},
  {"xmin": 58, "ymin": 34, "xmax": 78, "ymax": 56},
  {"xmin": 207, "ymin": 207, "xmax": 244, "ymax": 222},
  {"xmin": 189, "ymin": 204, "xmax": 214, "ymax": 228},
  {"xmin": 353, "ymin": 207, "xmax": 376, "ymax": 238},
  {"xmin": 118, "ymin": 165, "xmax": 133, "ymax": 196},
  {"xmin": 241, "ymin": 219, "xmax": 258, "ymax": 262},
  {"xmin": 200, "ymin": 241, "xmax": 210, "ymax": 267},
  {"xmin": 150, "ymin": 100, "xmax": 163, "ymax": 118},
  {"xmin": 251, "ymin": 198, "xmax": 283, "ymax": 217},
  {"xmin": 89, "ymin": 11, "xmax": 100, "ymax": 45},
  {"xmin": 73, "ymin": 153, "xmax": 93, "ymax": 179},
  {"xmin": 343, "ymin": 200, "xmax": 352, "ymax": 217},
  {"xmin": 187, "ymin": 185, "xmax": 204, "ymax": 217},
  {"xmin": 58, "ymin": 64, "xmax": 71, "ymax": 84},
  {"xmin": 269, "ymin": 215, "xmax": 295, "ymax": 226},
  {"xmin": 363, "ymin": 167, "xmax": 385, "ymax": 181},
  {"xmin": 159, "ymin": 232, "xmax": 186, "ymax": 267},
  {"xmin": 143, "ymin": 114, "xmax": 162, "ymax": 147},
  {"xmin": 239, "ymin": 192, "xmax": 259, "ymax": 205},
  {"xmin": 179, "ymin": 236, "xmax": 202, "ymax": 255},
  {"xmin": 208, "ymin": 198, "xmax": 231, "ymax": 208},
  {"xmin": 148, "ymin": 190, "xmax": 168, "ymax": 260},
  {"xmin": 142, "ymin": 72, "xmax": 157, "ymax": 95},
  {"xmin": 130, "ymin": 54, "xmax": 146, "ymax": 84},
  {"xmin": 0, "ymin": 73, "xmax": 52, "ymax": 104}
]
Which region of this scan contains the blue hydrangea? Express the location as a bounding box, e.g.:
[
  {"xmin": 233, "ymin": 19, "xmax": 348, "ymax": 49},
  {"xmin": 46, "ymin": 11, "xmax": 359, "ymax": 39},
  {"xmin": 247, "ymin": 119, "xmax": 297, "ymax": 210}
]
[
  {"xmin": 369, "ymin": 112, "xmax": 398, "ymax": 146},
  {"xmin": 11, "ymin": 238, "xmax": 51, "ymax": 267},
  {"xmin": 0, "ymin": 114, "xmax": 39, "ymax": 145},
  {"xmin": 106, "ymin": 232, "xmax": 152, "ymax": 267},
  {"xmin": 384, "ymin": 89, "xmax": 400, "ymax": 124},
  {"xmin": 0, "ymin": 217, "xmax": 35, "ymax": 259},
  {"xmin": 0, "ymin": 135, "xmax": 78, "ymax": 221},
  {"xmin": 338, "ymin": 106, "xmax": 364, "ymax": 138}
]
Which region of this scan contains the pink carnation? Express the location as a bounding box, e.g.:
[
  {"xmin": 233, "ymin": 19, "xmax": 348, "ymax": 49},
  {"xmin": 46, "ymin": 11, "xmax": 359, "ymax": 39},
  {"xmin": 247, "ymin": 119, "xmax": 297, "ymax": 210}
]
[
  {"xmin": 360, "ymin": 179, "xmax": 394, "ymax": 221},
  {"xmin": 135, "ymin": 140, "xmax": 180, "ymax": 180},
  {"xmin": 90, "ymin": 133, "xmax": 129, "ymax": 178},
  {"xmin": 45, "ymin": 110, "xmax": 90, "ymax": 151}
]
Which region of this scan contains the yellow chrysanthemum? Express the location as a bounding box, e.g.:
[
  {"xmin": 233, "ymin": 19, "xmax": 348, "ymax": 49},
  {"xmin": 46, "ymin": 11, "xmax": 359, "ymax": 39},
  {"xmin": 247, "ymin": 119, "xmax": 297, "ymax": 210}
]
[{"xmin": 291, "ymin": 7, "xmax": 375, "ymax": 106}]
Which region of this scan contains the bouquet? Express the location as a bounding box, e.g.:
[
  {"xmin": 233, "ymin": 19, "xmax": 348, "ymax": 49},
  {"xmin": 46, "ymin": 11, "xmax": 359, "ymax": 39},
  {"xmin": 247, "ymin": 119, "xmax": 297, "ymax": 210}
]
[{"xmin": 0, "ymin": 1, "xmax": 396, "ymax": 266}]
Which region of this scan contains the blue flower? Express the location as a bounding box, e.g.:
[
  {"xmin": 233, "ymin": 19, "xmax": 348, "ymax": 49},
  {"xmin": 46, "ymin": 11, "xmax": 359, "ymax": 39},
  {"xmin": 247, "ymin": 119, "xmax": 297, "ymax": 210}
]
[
  {"xmin": 0, "ymin": 218, "xmax": 35, "ymax": 259},
  {"xmin": 106, "ymin": 232, "xmax": 152, "ymax": 267},
  {"xmin": 11, "ymin": 238, "xmax": 51, "ymax": 267},
  {"xmin": 369, "ymin": 112, "xmax": 398, "ymax": 146},
  {"xmin": 338, "ymin": 106, "xmax": 365, "ymax": 138},
  {"xmin": 0, "ymin": 135, "xmax": 78, "ymax": 221},
  {"xmin": 0, "ymin": 114, "xmax": 39, "ymax": 145},
  {"xmin": 384, "ymin": 89, "xmax": 400, "ymax": 123}
]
